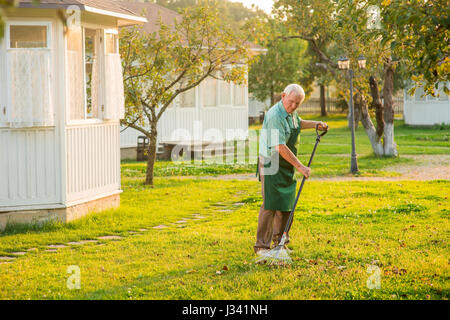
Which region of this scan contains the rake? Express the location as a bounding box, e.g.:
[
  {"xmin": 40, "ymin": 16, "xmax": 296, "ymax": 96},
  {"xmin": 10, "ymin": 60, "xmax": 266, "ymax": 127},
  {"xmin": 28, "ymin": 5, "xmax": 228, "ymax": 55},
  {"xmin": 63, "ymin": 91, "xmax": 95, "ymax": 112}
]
[{"xmin": 256, "ymin": 124, "xmax": 328, "ymax": 266}]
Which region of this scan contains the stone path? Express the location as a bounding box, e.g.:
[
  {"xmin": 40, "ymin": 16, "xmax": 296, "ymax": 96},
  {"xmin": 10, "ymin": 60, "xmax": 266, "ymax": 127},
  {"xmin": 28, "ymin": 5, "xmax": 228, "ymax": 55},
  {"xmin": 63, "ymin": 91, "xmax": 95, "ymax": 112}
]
[{"xmin": 0, "ymin": 201, "xmax": 244, "ymax": 265}]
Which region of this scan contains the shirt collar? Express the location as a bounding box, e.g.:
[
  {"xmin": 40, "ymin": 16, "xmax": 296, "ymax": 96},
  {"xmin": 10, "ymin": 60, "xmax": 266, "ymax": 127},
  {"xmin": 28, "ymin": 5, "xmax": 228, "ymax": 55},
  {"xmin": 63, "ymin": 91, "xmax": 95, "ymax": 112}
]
[{"xmin": 277, "ymin": 100, "xmax": 290, "ymax": 118}]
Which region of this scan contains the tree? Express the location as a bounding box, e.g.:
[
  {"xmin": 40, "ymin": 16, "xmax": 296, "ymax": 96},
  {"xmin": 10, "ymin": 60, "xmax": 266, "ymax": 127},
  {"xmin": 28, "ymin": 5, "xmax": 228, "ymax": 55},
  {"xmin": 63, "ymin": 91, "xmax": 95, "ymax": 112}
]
[
  {"xmin": 273, "ymin": 0, "xmax": 403, "ymax": 157},
  {"xmin": 152, "ymin": 0, "xmax": 266, "ymax": 30},
  {"xmin": 248, "ymin": 25, "xmax": 313, "ymax": 106},
  {"xmin": 120, "ymin": 3, "xmax": 249, "ymax": 186},
  {"xmin": 0, "ymin": 0, "xmax": 19, "ymax": 38},
  {"xmin": 367, "ymin": 0, "xmax": 449, "ymax": 97}
]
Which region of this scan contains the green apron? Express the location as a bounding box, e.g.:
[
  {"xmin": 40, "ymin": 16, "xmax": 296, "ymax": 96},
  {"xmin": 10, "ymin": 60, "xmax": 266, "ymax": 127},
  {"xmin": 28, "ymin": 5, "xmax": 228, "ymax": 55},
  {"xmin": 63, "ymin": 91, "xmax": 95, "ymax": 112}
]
[{"xmin": 262, "ymin": 115, "xmax": 301, "ymax": 211}]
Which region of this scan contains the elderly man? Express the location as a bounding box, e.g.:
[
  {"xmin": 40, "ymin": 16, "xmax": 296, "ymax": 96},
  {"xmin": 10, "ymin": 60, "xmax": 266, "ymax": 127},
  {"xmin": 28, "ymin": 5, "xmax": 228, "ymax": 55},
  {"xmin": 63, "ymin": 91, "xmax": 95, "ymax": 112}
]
[{"xmin": 255, "ymin": 84, "xmax": 328, "ymax": 255}]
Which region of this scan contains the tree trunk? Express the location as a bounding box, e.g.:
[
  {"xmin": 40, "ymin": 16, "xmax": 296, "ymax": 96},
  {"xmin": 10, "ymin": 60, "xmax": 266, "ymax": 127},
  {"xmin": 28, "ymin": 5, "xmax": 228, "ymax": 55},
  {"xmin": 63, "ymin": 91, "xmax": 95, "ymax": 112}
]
[
  {"xmin": 320, "ymin": 84, "xmax": 327, "ymax": 116},
  {"xmin": 369, "ymin": 76, "xmax": 384, "ymax": 139},
  {"xmin": 354, "ymin": 92, "xmax": 384, "ymax": 156},
  {"xmin": 145, "ymin": 125, "xmax": 158, "ymax": 186},
  {"xmin": 383, "ymin": 59, "xmax": 398, "ymax": 157}
]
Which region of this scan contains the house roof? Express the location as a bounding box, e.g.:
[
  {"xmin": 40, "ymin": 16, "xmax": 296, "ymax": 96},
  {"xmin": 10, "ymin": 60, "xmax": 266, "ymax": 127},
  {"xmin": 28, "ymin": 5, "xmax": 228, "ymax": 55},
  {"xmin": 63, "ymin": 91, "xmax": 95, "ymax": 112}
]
[
  {"xmin": 16, "ymin": 0, "xmax": 147, "ymax": 25},
  {"xmin": 116, "ymin": 1, "xmax": 181, "ymax": 34}
]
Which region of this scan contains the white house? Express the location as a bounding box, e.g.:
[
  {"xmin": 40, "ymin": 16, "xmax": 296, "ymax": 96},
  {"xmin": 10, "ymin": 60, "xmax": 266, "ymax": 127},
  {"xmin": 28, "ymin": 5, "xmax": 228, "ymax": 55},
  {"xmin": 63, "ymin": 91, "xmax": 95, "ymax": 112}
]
[
  {"xmin": 0, "ymin": 0, "xmax": 146, "ymax": 230},
  {"xmin": 117, "ymin": 2, "xmax": 251, "ymax": 160},
  {"xmin": 404, "ymin": 81, "xmax": 450, "ymax": 125}
]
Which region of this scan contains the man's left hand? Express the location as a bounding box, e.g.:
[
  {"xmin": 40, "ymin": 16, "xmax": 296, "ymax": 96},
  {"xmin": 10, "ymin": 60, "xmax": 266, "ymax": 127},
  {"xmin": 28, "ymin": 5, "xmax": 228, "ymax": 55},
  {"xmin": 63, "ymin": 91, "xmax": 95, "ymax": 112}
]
[{"xmin": 317, "ymin": 121, "xmax": 329, "ymax": 131}]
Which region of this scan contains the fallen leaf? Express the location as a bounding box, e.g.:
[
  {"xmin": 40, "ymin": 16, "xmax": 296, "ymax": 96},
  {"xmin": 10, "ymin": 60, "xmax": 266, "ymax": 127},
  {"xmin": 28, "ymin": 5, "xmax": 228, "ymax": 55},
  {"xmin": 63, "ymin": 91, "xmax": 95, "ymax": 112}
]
[
  {"xmin": 222, "ymin": 265, "xmax": 229, "ymax": 271},
  {"xmin": 216, "ymin": 271, "xmax": 222, "ymax": 275}
]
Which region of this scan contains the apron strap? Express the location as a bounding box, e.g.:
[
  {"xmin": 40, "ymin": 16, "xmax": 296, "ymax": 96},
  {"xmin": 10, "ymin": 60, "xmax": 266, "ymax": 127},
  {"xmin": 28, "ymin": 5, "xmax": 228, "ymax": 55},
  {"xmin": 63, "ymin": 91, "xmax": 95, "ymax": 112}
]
[{"xmin": 256, "ymin": 156, "xmax": 261, "ymax": 182}]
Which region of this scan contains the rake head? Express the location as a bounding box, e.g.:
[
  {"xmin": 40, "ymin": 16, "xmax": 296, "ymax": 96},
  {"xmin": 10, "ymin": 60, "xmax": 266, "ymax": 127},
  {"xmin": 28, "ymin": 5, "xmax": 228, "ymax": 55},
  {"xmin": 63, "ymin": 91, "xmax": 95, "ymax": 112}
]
[{"xmin": 255, "ymin": 245, "xmax": 293, "ymax": 266}]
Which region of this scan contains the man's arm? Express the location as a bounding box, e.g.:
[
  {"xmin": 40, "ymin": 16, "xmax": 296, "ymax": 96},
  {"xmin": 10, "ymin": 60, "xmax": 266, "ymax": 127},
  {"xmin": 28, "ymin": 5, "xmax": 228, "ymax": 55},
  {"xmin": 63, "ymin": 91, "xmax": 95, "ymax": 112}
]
[
  {"xmin": 275, "ymin": 144, "xmax": 311, "ymax": 179},
  {"xmin": 300, "ymin": 120, "xmax": 328, "ymax": 130}
]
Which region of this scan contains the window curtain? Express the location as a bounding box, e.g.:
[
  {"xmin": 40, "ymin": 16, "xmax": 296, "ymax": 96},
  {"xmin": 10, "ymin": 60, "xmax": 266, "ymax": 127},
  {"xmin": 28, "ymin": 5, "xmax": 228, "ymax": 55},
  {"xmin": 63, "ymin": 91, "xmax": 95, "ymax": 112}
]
[
  {"xmin": 181, "ymin": 89, "xmax": 195, "ymax": 108},
  {"xmin": 7, "ymin": 50, "xmax": 54, "ymax": 128},
  {"xmin": 234, "ymin": 84, "xmax": 246, "ymax": 106},
  {"xmin": 220, "ymin": 80, "xmax": 231, "ymax": 105},
  {"xmin": 67, "ymin": 50, "xmax": 85, "ymax": 120},
  {"xmin": 204, "ymin": 77, "xmax": 217, "ymax": 107},
  {"xmin": 104, "ymin": 53, "xmax": 125, "ymax": 120}
]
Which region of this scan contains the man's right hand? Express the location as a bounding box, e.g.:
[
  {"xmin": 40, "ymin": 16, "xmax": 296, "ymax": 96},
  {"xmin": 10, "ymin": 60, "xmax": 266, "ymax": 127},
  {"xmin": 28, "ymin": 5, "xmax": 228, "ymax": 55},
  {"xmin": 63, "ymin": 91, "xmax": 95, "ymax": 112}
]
[{"xmin": 297, "ymin": 165, "xmax": 311, "ymax": 179}]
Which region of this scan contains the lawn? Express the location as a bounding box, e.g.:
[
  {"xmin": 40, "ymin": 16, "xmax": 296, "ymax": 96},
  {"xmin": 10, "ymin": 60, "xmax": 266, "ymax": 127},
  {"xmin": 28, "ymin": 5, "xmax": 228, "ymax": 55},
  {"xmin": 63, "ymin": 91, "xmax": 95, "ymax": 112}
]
[
  {"xmin": 121, "ymin": 115, "xmax": 450, "ymax": 179},
  {"xmin": 0, "ymin": 175, "xmax": 448, "ymax": 299},
  {"xmin": 1, "ymin": 115, "xmax": 448, "ymax": 300}
]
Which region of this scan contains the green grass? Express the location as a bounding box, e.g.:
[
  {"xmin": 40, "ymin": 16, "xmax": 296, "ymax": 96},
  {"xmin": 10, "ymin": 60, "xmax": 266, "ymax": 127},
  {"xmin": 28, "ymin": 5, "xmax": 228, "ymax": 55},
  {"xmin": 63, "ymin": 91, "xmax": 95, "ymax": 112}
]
[
  {"xmin": 0, "ymin": 176, "xmax": 448, "ymax": 299},
  {"xmin": 122, "ymin": 116, "xmax": 449, "ymax": 178}
]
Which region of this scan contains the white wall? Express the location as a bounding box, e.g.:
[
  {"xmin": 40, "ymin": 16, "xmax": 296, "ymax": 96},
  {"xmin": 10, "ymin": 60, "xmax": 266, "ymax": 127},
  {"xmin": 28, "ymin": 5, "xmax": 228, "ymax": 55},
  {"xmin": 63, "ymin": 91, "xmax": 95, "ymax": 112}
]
[
  {"xmin": 0, "ymin": 15, "xmax": 64, "ymax": 211},
  {"xmin": 66, "ymin": 123, "xmax": 121, "ymax": 204},
  {"xmin": 120, "ymin": 77, "xmax": 249, "ymax": 148},
  {"xmin": 0, "ymin": 128, "xmax": 62, "ymax": 208},
  {"xmin": 248, "ymin": 96, "xmax": 269, "ymax": 117},
  {"xmin": 404, "ymin": 82, "xmax": 450, "ymax": 125}
]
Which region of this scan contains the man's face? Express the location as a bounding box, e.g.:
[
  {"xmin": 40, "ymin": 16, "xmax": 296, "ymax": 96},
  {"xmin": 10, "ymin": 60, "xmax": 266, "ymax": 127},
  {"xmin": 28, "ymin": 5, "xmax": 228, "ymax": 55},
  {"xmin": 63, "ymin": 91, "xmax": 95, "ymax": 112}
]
[{"xmin": 281, "ymin": 92, "xmax": 304, "ymax": 114}]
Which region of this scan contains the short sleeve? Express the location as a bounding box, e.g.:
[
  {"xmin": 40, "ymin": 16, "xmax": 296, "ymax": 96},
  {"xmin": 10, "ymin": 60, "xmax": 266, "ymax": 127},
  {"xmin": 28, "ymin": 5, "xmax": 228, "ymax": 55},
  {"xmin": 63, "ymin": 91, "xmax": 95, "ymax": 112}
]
[{"xmin": 266, "ymin": 116, "xmax": 288, "ymax": 148}]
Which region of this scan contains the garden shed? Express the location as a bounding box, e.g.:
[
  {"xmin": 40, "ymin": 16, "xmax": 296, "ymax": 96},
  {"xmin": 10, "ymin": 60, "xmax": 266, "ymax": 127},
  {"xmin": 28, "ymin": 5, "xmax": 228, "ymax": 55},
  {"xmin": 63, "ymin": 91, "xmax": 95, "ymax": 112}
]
[{"xmin": 0, "ymin": 0, "xmax": 146, "ymax": 230}]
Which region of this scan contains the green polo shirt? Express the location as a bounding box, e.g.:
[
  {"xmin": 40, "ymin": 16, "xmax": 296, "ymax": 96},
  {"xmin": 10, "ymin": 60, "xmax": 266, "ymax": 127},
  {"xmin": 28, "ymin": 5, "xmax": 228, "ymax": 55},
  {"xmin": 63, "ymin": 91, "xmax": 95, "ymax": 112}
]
[{"xmin": 259, "ymin": 100, "xmax": 302, "ymax": 158}]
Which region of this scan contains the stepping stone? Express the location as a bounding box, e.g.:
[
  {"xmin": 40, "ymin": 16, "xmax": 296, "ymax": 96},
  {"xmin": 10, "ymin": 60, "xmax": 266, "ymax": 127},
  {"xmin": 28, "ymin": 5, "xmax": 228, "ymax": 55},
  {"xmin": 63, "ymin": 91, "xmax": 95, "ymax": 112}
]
[
  {"xmin": 128, "ymin": 231, "xmax": 139, "ymax": 234},
  {"xmin": 27, "ymin": 248, "xmax": 38, "ymax": 252},
  {"xmin": 11, "ymin": 252, "xmax": 27, "ymax": 256},
  {"xmin": 47, "ymin": 244, "xmax": 68, "ymax": 249},
  {"xmin": 97, "ymin": 235, "xmax": 123, "ymax": 240},
  {"xmin": 218, "ymin": 209, "xmax": 233, "ymax": 212},
  {"xmin": 193, "ymin": 215, "xmax": 206, "ymax": 219},
  {"xmin": 79, "ymin": 240, "xmax": 98, "ymax": 244},
  {"xmin": 175, "ymin": 220, "xmax": 187, "ymax": 224},
  {"xmin": 153, "ymin": 225, "xmax": 168, "ymax": 229},
  {"xmin": 44, "ymin": 249, "xmax": 58, "ymax": 253},
  {"xmin": 138, "ymin": 228, "xmax": 149, "ymax": 232},
  {"xmin": 0, "ymin": 256, "xmax": 16, "ymax": 261},
  {"xmin": 233, "ymin": 202, "xmax": 245, "ymax": 206},
  {"xmin": 67, "ymin": 241, "xmax": 84, "ymax": 245}
]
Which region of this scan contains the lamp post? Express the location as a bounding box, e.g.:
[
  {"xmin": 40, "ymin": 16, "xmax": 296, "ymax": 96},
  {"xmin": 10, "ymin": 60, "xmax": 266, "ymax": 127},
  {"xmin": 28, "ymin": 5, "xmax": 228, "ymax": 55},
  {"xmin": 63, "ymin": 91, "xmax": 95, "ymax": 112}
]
[{"xmin": 338, "ymin": 55, "xmax": 366, "ymax": 174}]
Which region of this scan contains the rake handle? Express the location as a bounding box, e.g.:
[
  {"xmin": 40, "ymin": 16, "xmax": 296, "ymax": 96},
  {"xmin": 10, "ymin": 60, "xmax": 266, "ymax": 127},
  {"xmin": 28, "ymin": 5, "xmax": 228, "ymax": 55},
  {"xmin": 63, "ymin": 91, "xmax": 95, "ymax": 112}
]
[{"xmin": 280, "ymin": 124, "xmax": 327, "ymax": 245}]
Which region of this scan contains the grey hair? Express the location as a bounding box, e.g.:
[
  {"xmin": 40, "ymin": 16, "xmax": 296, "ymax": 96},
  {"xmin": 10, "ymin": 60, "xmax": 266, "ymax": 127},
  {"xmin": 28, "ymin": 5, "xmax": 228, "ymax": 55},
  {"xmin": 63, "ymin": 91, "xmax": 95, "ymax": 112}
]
[{"xmin": 283, "ymin": 84, "xmax": 305, "ymax": 98}]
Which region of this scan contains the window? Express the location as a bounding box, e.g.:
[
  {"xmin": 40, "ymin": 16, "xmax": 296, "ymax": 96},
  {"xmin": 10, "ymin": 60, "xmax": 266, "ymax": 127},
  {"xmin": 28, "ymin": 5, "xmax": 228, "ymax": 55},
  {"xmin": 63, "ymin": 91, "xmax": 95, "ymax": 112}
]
[
  {"xmin": 67, "ymin": 26, "xmax": 84, "ymax": 120},
  {"xmin": 67, "ymin": 27, "xmax": 101, "ymax": 121},
  {"xmin": 84, "ymin": 28, "xmax": 99, "ymax": 119},
  {"xmin": 0, "ymin": 38, "xmax": 5, "ymax": 126},
  {"xmin": 5, "ymin": 22, "xmax": 54, "ymax": 128},
  {"xmin": 220, "ymin": 77, "xmax": 231, "ymax": 105},
  {"xmin": 234, "ymin": 84, "xmax": 246, "ymax": 106},
  {"xmin": 9, "ymin": 25, "xmax": 48, "ymax": 48},
  {"xmin": 203, "ymin": 77, "xmax": 217, "ymax": 107},
  {"xmin": 105, "ymin": 33, "xmax": 118, "ymax": 54},
  {"xmin": 180, "ymin": 89, "xmax": 195, "ymax": 108}
]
